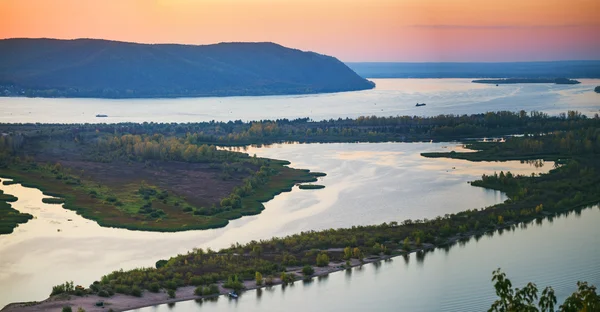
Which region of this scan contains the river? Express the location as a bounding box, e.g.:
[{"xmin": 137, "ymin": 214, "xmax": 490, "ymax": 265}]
[
  {"xmin": 133, "ymin": 205, "xmax": 600, "ymax": 312},
  {"xmin": 0, "ymin": 143, "xmax": 548, "ymax": 309},
  {"xmin": 0, "ymin": 79, "xmax": 599, "ymax": 123}
]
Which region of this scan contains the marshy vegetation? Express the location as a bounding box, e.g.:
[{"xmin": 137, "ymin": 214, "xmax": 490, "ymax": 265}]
[
  {"xmin": 298, "ymin": 184, "xmax": 325, "ymax": 190},
  {"xmin": 0, "ymin": 129, "xmax": 320, "ymax": 232},
  {"xmin": 40, "ymin": 128, "xmax": 600, "ymax": 302},
  {"xmin": 0, "ymin": 187, "xmax": 32, "ymax": 234}
]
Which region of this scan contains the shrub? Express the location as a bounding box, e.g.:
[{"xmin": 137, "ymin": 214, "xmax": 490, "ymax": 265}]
[
  {"xmin": 131, "ymin": 286, "xmax": 142, "ymax": 297},
  {"xmin": 168, "ymin": 289, "xmax": 176, "ymax": 298},
  {"xmin": 194, "ymin": 286, "xmax": 203, "ymax": 296},
  {"xmin": 165, "ymin": 280, "xmax": 177, "ymax": 290},
  {"xmin": 223, "ymin": 275, "xmax": 244, "ymax": 291},
  {"xmin": 280, "ymin": 272, "xmax": 295, "ymax": 284},
  {"xmin": 77, "ymin": 308, "xmax": 86, "ymax": 312},
  {"xmin": 97, "ymin": 290, "xmax": 109, "ymax": 297},
  {"xmin": 148, "ymin": 282, "xmax": 161, "ymax": 293},
  {"xmin": 302, "ymin": 265, "xmax": 314, "ymax": 276},
  {"xmin": 62, "ymin": 307, "xmax": 72, "ymax": 312}
]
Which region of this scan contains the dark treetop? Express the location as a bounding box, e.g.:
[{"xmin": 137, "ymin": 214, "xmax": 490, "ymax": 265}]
[{"xmin": 0, "ymin": 38, "xmax": 374, "ymax": 98}]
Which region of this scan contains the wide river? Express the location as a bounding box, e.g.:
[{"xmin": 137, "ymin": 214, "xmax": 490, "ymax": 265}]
[
  {"xmin": 134, "ymin": 206, "xmax": 600, "ymax": 312},
  {"xmin": 0, "ymin": 79, "xmax": 599, "ymax": 310},
  {"xmin": 0, "ymin": 78, "xmax": 599, "ymax": 123},
  {"xmin": 0, "ymin": 142, "xmax": 550, "ymax": 309}
]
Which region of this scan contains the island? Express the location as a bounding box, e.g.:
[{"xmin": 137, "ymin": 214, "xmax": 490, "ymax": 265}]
[
  {"xmin": 2, "ymin": 124, "xmax": 599, "ymax": 312},
  {"xmin": 472, "ymin": 78, "xmax": 580, "ymax": 85},
  {"xmin": 298, "ymin": 184, "xmax": 325, "ymax": 190},
  {"xmin": 0, "ymin": 128, "xmax": 322, "ymax": 232},
  {"xmin": 0, "ymin": 38, "xmax": 374, "ymax": 98}
]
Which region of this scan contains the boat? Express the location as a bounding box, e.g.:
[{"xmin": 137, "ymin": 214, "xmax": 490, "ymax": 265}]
[
  {"xmin": 96, "ymin": 114, "xmax": 108, "ymax": 117},
  {"xmin": 415, "ymin": 103, "xmax": 426, "ymax": 107},
  {"xmin": 228, "ymin": 291, "xmax": 239, "ymax": 299}
]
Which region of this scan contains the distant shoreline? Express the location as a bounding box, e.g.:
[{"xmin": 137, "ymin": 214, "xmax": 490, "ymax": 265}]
[{"xmin": 472, "ymin": 78, "xmax": 580, "ymax": 85}]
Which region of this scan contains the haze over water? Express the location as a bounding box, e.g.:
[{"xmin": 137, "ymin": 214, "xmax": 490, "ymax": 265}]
[{"xmin": 1, "ymin": 79, "xmax": 599, "ymax": 124}]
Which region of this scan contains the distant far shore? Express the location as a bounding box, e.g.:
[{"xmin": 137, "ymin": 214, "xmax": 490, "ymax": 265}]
[
  {"xmin": 472, "ymin": 78, "xmax": 581, "ymax": 85},
  {"xmin": 347, "ymin": 61, "xmax": 600, "ymax": 79}
]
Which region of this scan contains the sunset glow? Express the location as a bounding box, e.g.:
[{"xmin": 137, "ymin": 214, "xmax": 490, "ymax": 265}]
[{"xmin": 1, "ymin": 0, "xmax": 599, "ymax": 61}]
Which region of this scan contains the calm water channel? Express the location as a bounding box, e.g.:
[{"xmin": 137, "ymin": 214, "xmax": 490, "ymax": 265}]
[{"xmin": 0, "ymin": 143, "xmax": 549, "ymax": 309}]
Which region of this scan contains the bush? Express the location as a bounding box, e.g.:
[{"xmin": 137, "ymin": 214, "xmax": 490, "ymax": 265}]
[
  {"xmin": 62, "ymin": 307, "xmax": 72, "ymax": 312},
  {"xmin": 148, "ymin": 282, "xmax": 161, "ymax": 293},
  {"xmin": 165, "ymin": 280, "xmax": 177, "ymax": 290},
  {"xmin": 131, "ymin": 286, "xmax": 142, "ymax": 297},
  {"xmin": 42, "ymin": 197, "xmax": 66, "ymax": 204},
  {"xmin": 51, "ymin": 281, "xmax": 74, "ymax": 296},
  {"xmin": 168, "ymin": 289, "xmax": 176, "ymax": 298},
  {"xmin": 302, "ymin": 265, "xmax": 314, "ymax": 276},
  {"xmin": 195, "ymin": 284, "xmax": 219, "ymax": 296},
  {"xmin": 97, "ymin": 290, "xmax": 109, "ymax": 297},
  {"xmin": 77, "ymin": 308, "xmax": 86, "ymax": 312},
  {"xmin": 223, "ymin": 275, "xmax": 244, "ymax": 291}
]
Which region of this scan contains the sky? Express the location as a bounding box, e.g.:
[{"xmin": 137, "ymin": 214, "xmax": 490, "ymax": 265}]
[{"xmin": 0, "ymin": 0, "xmax": 599, "ymax": 62}]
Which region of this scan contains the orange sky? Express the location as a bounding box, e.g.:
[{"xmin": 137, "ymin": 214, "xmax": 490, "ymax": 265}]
[{"xmin": 1, "ymin": 0, "xmax": 599, "ymax": 61}]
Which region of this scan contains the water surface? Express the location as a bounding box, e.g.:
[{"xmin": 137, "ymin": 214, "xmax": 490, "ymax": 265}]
[
  {"xmin": 1, "ymin": 79, "xmax": 599, "ymax": 123},
  {"xmin": 0, "ymin": 143, "xmax": 547, "ymax": 308},
  {"xmin": 134, "ymin": 206, "xmax": 600, "ymax": 312}
]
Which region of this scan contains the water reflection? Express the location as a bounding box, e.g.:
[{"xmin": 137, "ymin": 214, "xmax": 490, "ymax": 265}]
[
  {"xmin": 133, "ymin": 206, "xmax": 600, "ymax": 312},
  {"xmin": 0, "ymin": 142, "xmax": 561, "ymax": 308},
  {"xmin": 2, "ymin": 79, "xmax": 600, "ymax": 124}
]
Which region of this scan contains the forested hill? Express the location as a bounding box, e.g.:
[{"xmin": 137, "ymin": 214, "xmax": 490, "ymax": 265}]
[{"xmin": 0, "ymin": 38, "xmax": 374, "ymax": 98}]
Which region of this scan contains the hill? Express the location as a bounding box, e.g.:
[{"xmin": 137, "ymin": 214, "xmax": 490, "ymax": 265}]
[
  {"xmin": 0, "ymin": 38, "xmax": 374, "ymax": 98},
  {"xmin": 347, "ymin": 61, "xmax": 600, "ymax": 78}
]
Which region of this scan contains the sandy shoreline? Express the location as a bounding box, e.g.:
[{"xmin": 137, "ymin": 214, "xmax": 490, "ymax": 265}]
[{"xmin": 0, "ymin": 251, "xmax": 418, "ymax": 312}]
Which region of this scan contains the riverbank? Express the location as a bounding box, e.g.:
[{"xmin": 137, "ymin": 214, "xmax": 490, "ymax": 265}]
[
  {"xmin": 0, "ymin": 240, "xmax": 449, "ymax": 312},
  {"xmin": 4, "ymin": 203, "xmax": 593, "ymax": 312}
]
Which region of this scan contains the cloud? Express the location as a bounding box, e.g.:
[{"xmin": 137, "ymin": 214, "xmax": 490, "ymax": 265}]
[{"xmin": 407, "ymin": 24, "xmax": 599, "ymax": 29}]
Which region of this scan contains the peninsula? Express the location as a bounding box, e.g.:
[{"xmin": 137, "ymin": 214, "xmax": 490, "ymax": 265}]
[
  {"xmin": 0, "ymin": 38, "xmax": 374, "ymax": 98},
  {"xmin": 2, "ymin": 126, "xmax": 599, "ymax": 312},
  {"xmin": 0, "ymin": 110, "xmax": 598, "ymax": 233}
]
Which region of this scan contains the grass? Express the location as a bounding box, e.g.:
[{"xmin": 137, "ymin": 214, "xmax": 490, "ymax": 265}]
[
  {"xmin": 0, "ymin": 190, "xmax": 33, "ymax": 235},
  {"xmin": 0, "ymin": 159, "xmax": 324, "ymax": 232},
  {"xmin": 298, "ymin": 184, "xmax": 325, "ymax": 190}
]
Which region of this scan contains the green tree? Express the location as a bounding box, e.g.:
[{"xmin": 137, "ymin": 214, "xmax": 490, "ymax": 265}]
[
  {"xmin": 403, "ymin": 237, "xmax": 411, "ymax": 251},
  {"xmin": 343, "ymin": 246, "xmax": 352, "ymax": 260},
  {"xmin": 167, "ymin": 289, "xmax": 176, "ymax": 298},
  {"xmin": 352, "ymin": 247, "xmax": 361, "ymax": 258},
  {"xmin": 316, "ymin": 253, "xmax": 330, "ymax": 267},
  {"xmin": 255, "ymin": 271, "xmax": 263, "ymax": 286},
  {"xmin": 487, "ymin": 268, "xmax": 600, "ymax": 312}
]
